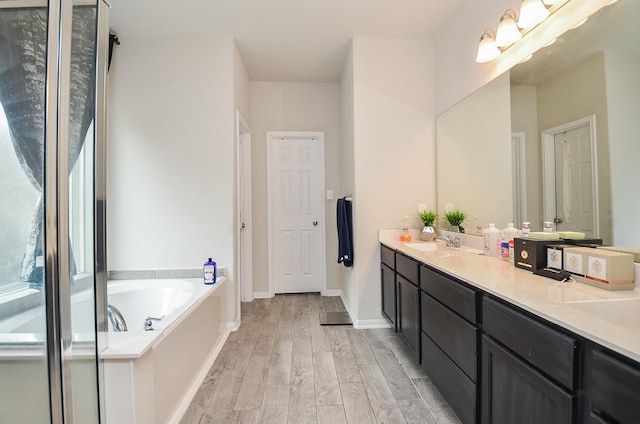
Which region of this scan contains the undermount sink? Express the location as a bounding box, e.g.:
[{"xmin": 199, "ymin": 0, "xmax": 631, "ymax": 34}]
[
  {"xmin": 402, "ymin": 241, "xmax": 447, "ymax": 252},
  {"xmin": 565, "ymin": 298, "xmax": 640, "ymax": 326}
]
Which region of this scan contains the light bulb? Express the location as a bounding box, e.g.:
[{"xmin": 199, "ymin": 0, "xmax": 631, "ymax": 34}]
[
  {"xmin": 495, "ymin": 10, "xmax": 522, "ymax": 47},
  {"xmin": 517, "ymin": 0, "xmax": 550, "ymax": 29},
  {"xmin": 476, "ymin": 31, "xmax": 500, "ymax": 63}
]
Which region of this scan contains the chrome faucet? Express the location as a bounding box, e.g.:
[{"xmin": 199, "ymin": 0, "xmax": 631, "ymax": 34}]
[
  {"xmin": 107, "ymin": 304, "xmax": 128, "ymax": 332},
  {"xmin": 144, "ymin": 315, "xmax": 164, "ymax": 331},
  {"xmin": 438, "ymin": 235, "xmax": 461, "ymax": 248}
]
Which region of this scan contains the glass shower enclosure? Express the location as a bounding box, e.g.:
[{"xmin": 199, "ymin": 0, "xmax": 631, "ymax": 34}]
[{"xmin": 0, "ymin": 0, "xmax": 110, "ymax": 422}]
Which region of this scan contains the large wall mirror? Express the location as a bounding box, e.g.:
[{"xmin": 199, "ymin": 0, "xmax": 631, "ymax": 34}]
[{"xmin": 437, "ymin": 0, "xmax": 639, "ymax": 247}]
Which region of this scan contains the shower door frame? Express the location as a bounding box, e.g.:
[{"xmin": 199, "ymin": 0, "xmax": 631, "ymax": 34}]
[{"xmin": 41, "ymin": 0, "xmax": 110, "ymax": 422}]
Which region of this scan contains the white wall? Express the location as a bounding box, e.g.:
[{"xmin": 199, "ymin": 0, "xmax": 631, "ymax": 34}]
[
  {"xmin": 107, "ymin": 36, "xmax": 236, "ymax": 284},
  {"xmin": 348, "ymin": 37, "xmax": 435, "ymax": 323},
  {"xmin": 510, "ymin": 85, "xmax": 540, "ymax": 228},
  {"xmin": 437, "ymin": 73, "xmax": 512, "ymax": 230},
  {"xmin": 605, "ymin": 50, "xmax": 640, "ymax": 247},
  {"xmin": 435, "ymin": 0, "xmax": 519, "ymax": 115},
  {"xmin": 249, "ymin": 81, "xmax": 341, "ymax": 296},
  {"xmin": 339, "ymin": 43, "xmax": 357, "ymax": 316}
]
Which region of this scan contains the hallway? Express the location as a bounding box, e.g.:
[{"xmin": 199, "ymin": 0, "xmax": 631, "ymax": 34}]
[{"xmin": 181, "ymin": 293, "xmax": 461, "ymax": 424}]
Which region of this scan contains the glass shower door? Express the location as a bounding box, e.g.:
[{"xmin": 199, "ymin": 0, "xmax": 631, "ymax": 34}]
[
  {"xmin": 0, "ymin": 1, "xmax": 105, "ymax": 422},
  {"xmin": 0, "ymin": 6, "xmax": 53, "ymax": 423},
  {"xmin": 67, "ymin": 3, "xmax": 100, "ymax": 422}
]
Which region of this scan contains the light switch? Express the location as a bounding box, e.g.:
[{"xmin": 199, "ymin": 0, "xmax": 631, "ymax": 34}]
[
  {"xmin": 418, "ymin": 203, "xmax": 427, "ymax": 212},
  {"xmin": 446, "ymin": 203, "xmax": 454, "ymax": 212},
  {"xmin": 326, "ymin": 190, "xmax": 334, "ymax": 200}
]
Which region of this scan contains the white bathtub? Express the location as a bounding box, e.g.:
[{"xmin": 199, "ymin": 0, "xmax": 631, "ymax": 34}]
[
  {"xmin": 0, "ymin": 277, "xmax": 235, "ymax": 424},
  {"xmin": 103, "ymin": 277, "xmax": 234, "ymax": 424}
]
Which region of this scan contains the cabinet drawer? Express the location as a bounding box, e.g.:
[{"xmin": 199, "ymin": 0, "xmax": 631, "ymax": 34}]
[
  {"xmin": 483, "ymin": 297, "xmax": 578, "ymax": 390},
  {"xmin": 396, "ymin": 253, "xmax": 419, "ymax": 284},
  {"xmin": 590, "ymin": 348, "xmax": 640, "ymax": 423},
  {"xmin": 422, "ymin": 292, "xmax": 477, "ymax": 381},
  {"xmin": 380, "ymin": 244, "xmax": 395, "ymax": 268},
  {"xmin": 422, "ymin": 332, "xmax": 476, "ymax": 424},
  {"xmin": 420, "ymin": 265, "xmax": 477, "ymax": 324}
]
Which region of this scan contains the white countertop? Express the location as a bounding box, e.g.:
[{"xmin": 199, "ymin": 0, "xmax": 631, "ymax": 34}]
[{"xmin": 379, "ymin": 231, "xmax": 640, "ymax": 363}]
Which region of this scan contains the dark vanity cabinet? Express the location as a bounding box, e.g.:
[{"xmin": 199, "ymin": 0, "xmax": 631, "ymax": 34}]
[
  {"xmin": 584, "ymin": 345, "xmax": 640, "ymax": 423},
  {"xmin": 396, "ymin": 253, "xmax": 421, "ymax": 361},
  {"xmin": 420, "ymin": 264, "xmax": 479, "ymax": 424},
  {"xmin": 482, "ymin": 297, "xmax": 578, "ymax": 424},
  {"xmin": 380, "ymin": 245, "xmax": 396, "ymax": 331},
  {"xmin": 379, "ymin": 243, "xmax": 640, "ymax": 424}
]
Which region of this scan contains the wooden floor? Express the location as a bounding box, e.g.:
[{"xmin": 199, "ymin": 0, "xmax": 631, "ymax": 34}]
[{"xmin": 181, "ymin": 294, "xmax": 462, "ymax": 424}]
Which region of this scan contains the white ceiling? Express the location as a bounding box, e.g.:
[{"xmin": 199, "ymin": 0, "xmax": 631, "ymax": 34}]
[{"xmin": 109, "ymin": 0, "xmax": 462, "ymax": 82}]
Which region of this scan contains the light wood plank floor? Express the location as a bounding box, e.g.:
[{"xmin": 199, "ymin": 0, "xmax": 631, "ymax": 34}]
[{"xmin": 181, "ymin": 294, "xmax": 462, "ymax": 424}]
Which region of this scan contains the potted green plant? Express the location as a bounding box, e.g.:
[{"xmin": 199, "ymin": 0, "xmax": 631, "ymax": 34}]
[
  {"xmin": 444, "ymin": 210, "xmax": 468, "ymax": 233},
  {"xmin": 417, "ymin": 210, "xmax": 438, "ymax": 241}
]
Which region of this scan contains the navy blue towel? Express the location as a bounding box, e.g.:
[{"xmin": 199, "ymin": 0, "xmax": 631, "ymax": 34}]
[{"xmin": 337, "ymin": 197, "xmax": 353, "ymax": 267}]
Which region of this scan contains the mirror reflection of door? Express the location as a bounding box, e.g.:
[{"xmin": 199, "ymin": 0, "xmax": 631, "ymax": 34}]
[
  {"xmin": 512, "ymin": 132, "xmax": 527, "ymax": 227},
  {"xmin": 542, "ymin": 116, "xmax": 598, "ymax": 237}
]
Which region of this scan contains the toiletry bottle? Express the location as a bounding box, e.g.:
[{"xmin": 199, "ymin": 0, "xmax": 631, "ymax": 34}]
[
  {"xmin": 543, "ymin": 221, "xmax": 553, "ymax": 232},
  {"xmin": 522, "ymin": 221, "xmax": 530, "ymax": 238},
  {"xmin": 500, "ymin": 223, "xmax": 519, "ymax": 262},
  {"xmin": 400, "ymin": 216, "xmax": 412, "ymax": 242},
  {"xmin": 483, "ymin": 224, "xmax": 501, "ymax": 257},
  {"xmin": 203, "ymin": 258, "xmax": 217, "ymax": 284}
]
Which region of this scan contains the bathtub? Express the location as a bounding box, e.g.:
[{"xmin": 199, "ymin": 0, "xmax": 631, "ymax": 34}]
[
  {"xmin": 0, "ymin": 276, "xmax": 235, "ymax": 424},
  {"xmin": 103, "ymin": 277, "xmax": 234, "ymax": 424}
]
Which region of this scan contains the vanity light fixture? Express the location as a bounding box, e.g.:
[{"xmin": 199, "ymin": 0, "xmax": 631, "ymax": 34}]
[
  {"xmin": 542, "ymin": 0, "xmax": 565, "ymax": 5},
  {"xmin": 475, "ymin": 30, "xmax": 501, "ymax": 63},
  {"xmin": 517, "ymin": 0, "xmax": 550, "ymax": 29},
  {"xmin": 495, "ymin": 9, "xmax": 522, "ymax": 47}
]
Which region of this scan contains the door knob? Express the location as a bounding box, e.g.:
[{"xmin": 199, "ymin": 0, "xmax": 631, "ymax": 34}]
[
  {"xmin": 554, "ymin": 218, "xmax": 563, "ymax": 224},
  {"xmin": 241, "ymin": 222, "xmax": 246, "ymax": 229},
  {"xmin": 313, "ymin": 220, "xmax": 318, "ymax": 226}
]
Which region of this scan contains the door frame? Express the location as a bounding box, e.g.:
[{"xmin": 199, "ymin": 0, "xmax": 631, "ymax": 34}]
[
  {"xmin": 512, "ymin": 132, "xmax": 527, "ymax": 226},
  {"xmin": 236, "ymin": 111, "xmax": 253, "ymax": 304},
  {"xmin": 266, "ymin": 131, "xmax": 327, "ymax": 296},
  {"xmin": 541, "ymin": 115, "xmax": 598, "ymax": 236}
]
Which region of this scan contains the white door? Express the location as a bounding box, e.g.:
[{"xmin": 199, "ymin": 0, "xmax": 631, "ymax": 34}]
[
  {"xmin": 267, "ymin": 131, "xmax": 325, "ymax": 294},
  {"xmin": 236, "ymin": 111, "xmax": 253, "ymax": 302},
  {"xmin": 542, "ymin": 116, "xmax": 598, "ymax": 237}
]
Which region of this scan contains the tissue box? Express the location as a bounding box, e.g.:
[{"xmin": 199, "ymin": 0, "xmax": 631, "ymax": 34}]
[
  {"xmin": 514, "ymin": 238, "xmax": 564, "ymax": 271},
  {"xmin": 564, "ymin": 247, "xmax": 635, "ymax": 290}
]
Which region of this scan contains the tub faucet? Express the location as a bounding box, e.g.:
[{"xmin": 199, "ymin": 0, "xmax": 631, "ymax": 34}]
[
  {"xmin": 144, "ymin": 315, "xmax": 164, "ymax": 331},
  {"xmin": 438, "ymin": 235, "xmax": 460, "ymax": 248},
  {"xmin": 107, "ymin": 304, "xmax": 128, "ymax": 332}
]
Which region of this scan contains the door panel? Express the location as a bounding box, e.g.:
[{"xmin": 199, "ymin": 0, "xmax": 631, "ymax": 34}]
[
  {"xmin": 270, "ymin": 133, "xmax": 324, "ymax": 294},
  {"xmin": 553, "ymin": 123, "xmax": 594, "ymax": 235}
]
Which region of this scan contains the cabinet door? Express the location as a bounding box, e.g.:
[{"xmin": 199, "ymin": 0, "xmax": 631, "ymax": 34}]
[
  {"xmin": 381, "ymin": 263, "xmax": 396, "ymax": 331},
  {"xmin": 422, "ymin": 292, "xmax": 477, "ymax": 382},
  {"xmin": 482, "ymin": 335, "xmax": 574, "ymax": 424},
  {"xmin": 397, "ymin": 274, "xmax": 420, "ymax": 361},
  {"xmin": 589, "ymin": 348, "xmax": 640, "ymax": 423}
]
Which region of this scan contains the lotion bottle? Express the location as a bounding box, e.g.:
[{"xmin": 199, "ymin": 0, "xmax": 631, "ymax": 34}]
[
  {"xmin": 204, "ymin": 258, "xmax": 217, "ymax": 284},
  {"xmin": 483, "ymin": 224, "xmax": 501, "ymax": 257}
]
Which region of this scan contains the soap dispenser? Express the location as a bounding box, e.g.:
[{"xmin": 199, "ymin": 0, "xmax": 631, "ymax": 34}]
[{"xmin": 400, "ymin": 216, "xmax": 412, "ymax": 242}]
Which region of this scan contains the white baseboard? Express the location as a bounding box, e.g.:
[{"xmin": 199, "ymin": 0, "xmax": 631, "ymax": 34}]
[
  {"xmin": 253, "ymin": 291, "xmax": 273, "ymax": 299},
  {"xmin": 228, "ymin": 317, "xmax": 240, "ymax": 331},
  {"xmin": 353, "ymin": 319, "xmax": 392, "ymax": 329},
  {"xmin": 169, "ymin": 325, "xmax": 231, "ymax": 424},
  {"xmin": 324, "ymin": 289, "xmax": 342, "ymax": 297}
]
